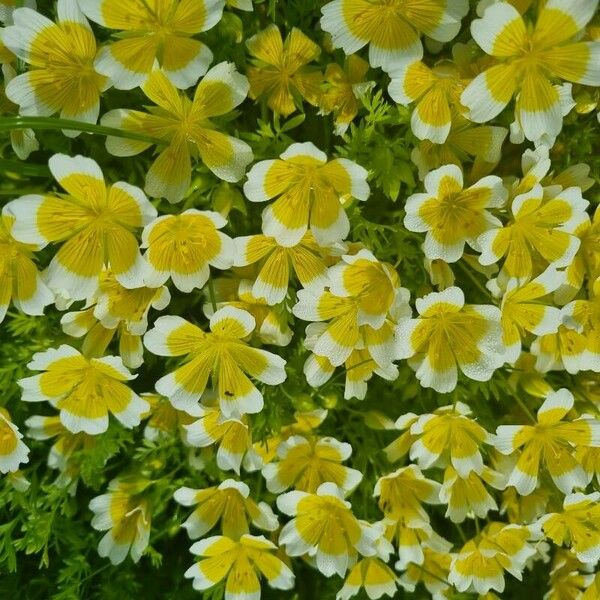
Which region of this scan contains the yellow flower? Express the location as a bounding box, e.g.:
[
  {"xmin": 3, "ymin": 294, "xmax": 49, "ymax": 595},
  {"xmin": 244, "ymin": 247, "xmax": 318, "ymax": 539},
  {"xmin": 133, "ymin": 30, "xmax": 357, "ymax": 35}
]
[
  {"xmin": 7, "ymin": 154, "xmax": 156, "ymax": 300},
  {"xmin": 399, "ymin": 548, "xmax": 452, "ymax": 598},
  {"xmin": 412, "ymin": 116, "xmax": 508, "ymax": 181},
  {"xmin": 0, "ymin": 408, "xmax": 29, "ymax": 473},
  {"xmin": 539, "ymin": 492, "xmax": 600, "ymax": 563},
  {"xmin": 440, "ymin": 466, "xmax": 500, "ymax": 523},
  {"xmin": 89, "ymin": 476, "xmax": 152, "ymax": 565},
  {"xmin": 500, "ymin": 486, "xmax": 550, "ymax": 524},
  {"xmin": 143, "ymin": 209, "xmax": 234, "ymax": 292},
  {"xmin": 233, "ymin": 232, "xmax": 329, "ymax": 305},
  {"xmin": 246, "ymin": 25, "xmax": 321, "ymax": 116},
  {"xmin": 320, "ymin": 55, "xmax": 371, "ymax": 135},
  {"xmin": 102, "ymin": 63, "xmax": 252, "ymax": 203},
  {"xmin": 174, "ymin": 479, "xmax": 278, "ymax": 539},
  {"xmin": 337, "ymin": 557, "xmax": 398, "ymax": 600},
  {"xmin": 545, "ymin": 550, "xmax": 590, "ymax": 600},
  {"xmin": 144, "ymin": 306, "xmax": 287, "ymax": 417},
  {"xmin": 185, "ymin": 534, "xmax": 294, "ymax": 597},
  {"xmin": 2, "ymin": 0, "xmax": 107, "ymax": 133},
  {"xmin": 397, "ymin": 286, "xmax": 503, "ymax": 393},
  {"xmin": 78, "ymin": 0, "xmax": 224, "ymax": 89},
  {"xmin": 0, "ymin": 209, "xmax": 53, "ymax": 324},
  {"xmin": 25, "ymin": 413, "xmax": 94, "ymax": 488},
  {"xmin": 320, "ymin": 0, "xmax": 469, "ymax": 72},
  {"xmin": 277, "ymin": 482, "xmax": 378, "ymax": 577},
  {"xmin": 261, "ymin": 435, "xmax": 362, "ymax": 494},
  {"xmin": 404, "ymin": 164, "xmax": 507, "ymax": 262},
  {"xmin": 184, "ymin": 404, "xmax": 253, "ymax": 474},
  {"xmin": 407, "ymin": 403, "xmax": 491, "ymax": 476},
  {"xmin": 575, "ymin": 445, "xmax": 600, "ymax": 486},
  {"xmin": 244, "ymin": 141, "xmax": 369, "ymax": 246},
  {"xmin": 448, "ymin": 523, "xmax": 539, "ymax": 594},
  {"xmin": 478, "ymin": 184, "xmax": 589, "ymax": 279},
  {"xmin": 374, "ymin": 465, "xmax": 441, "ymax": 524},
  {"xmin": 563, "ymin": 276, "xmax": 600, "ymax": 370},
  {"xmin": 142, "ymin": 392, "xmax": 194, "ymax": 441},
  {"xmin": 461, "ymin": 0, "xmax": 600, "ymax": 143},
  {"xmin": 495, "ymin": 388, "xmax": 600, "ymax": 495},
  {"xmin": 18, "ymin": 344, "xmax": 149, "ymax": 434},
  {"xmin": 388, "ymin": 60, "xmax": 467, "ymax": 143},
  {"xmin": 498, "ymin": 267, "xmax": 564, "ymax": 363},
  {"xmin": 531, "ymin": 324, "xmax": 589, "ymax": 374}
]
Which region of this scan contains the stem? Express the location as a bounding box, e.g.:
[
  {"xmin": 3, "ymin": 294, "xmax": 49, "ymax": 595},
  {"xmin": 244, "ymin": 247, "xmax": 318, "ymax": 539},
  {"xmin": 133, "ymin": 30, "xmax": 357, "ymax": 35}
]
[
  {"xmin": 514, "ymin": 393, "xmax": 537, "ymax": 424},
  {"xmin": 0, "ymin": 158, "xmax": 50, "ymax": 177},
  {"xmin": 207, "ymin": 271, "xmax": 218, "ymax": 313},
  {"xmin": 0, "ymin": 116, "xmax": 166, "ymax": 146},
  {"xmin": 456, "ymin": 259, "xmax": 491, "ymax": 298}
]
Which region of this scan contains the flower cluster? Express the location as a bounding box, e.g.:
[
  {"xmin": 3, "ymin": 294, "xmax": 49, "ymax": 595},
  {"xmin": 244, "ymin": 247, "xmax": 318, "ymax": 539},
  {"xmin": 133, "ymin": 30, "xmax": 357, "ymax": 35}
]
[{"xmin": 0, "ymin": 0, "xmax": 599, "ymax": 598}]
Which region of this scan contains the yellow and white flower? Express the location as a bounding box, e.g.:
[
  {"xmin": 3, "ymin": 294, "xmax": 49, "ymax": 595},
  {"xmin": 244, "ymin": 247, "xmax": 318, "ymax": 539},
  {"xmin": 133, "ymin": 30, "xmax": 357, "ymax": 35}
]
[
  {"xmin": 531, "ymin": 323, "xmax": 589, "ymax": 374},
  {"xmin": 1, "ymin": 0, "xmax": 107, "ymax": 133},
  {"xmin": 399, "ymin": 548, "xmax": 452, "ymax": 599},
  {"xmin": 102, "ymin": 63, "xmax": 252, "ymax": 203},
  {"xmin": 18, "ymin": 345, "xmax": 149, "ymax": 434},
  {"xmin": 538, "ymin": 492, "xmax": 600, "ymax": 564},
  {"xmin": 478, "ymin": 184, "xmax": 588, "ymax": 280},
  {"xmin": 89, "ymin": 476, "xmax": 152, "ymax": 565},
  {"xmin": 495, "ymin": 388, "xmax": 600, "ymax": 495},
  {"xmin": 185, "ymin": 534, "xmax": 294, "ymax": 597},
  {"xmin": 320, "ymin": 0, "xmax": 469, "ymax": 72},
  {"xmin": 244, "ymin": 142, "xmax": 369, "ymax": 247},
  {"xmin": 261, "ymin": 435, "xmax": 362, "ymax": 494},
  {"xmin": 404, "ymin": 164, "xmax": 507, "ymax": 262},
  {"xmin": 0, "ymin": 408, "xmax": 29, "ymax": 473},
  {"xmin": 278, "ymin": 482, "xmax": 378, "ymax": 577},
  {"xmin": 246, "ymin": 25, "xmax": 322, "ymax": 116},
  {"xmin": 184, "ymin": 404, "xmax": 253, "ymax": 474},
  {"xmin": 144, "ymin": 306, "xmax": 287, "ymax": 417},
  {"xmin": 233, "ymin": 232, "xmax": 329, "ymax": 305},
  {"xmin": 388, "ymin": 60, "xmax": 467, "ymax": 143},
  {"xmin": 79, "ymin": 0, "xmax": 224, "ymax": 89},
  {"xmin": 6, "ymin": 154, "xmax": 156, "ymax": 300},
  {"xmin": 142, "ymin": 393, "xmax": 194, "ymax": 441},
  {"xmin": 497, "ymin": 268, "xmax": 564, "ymax": 363},
  {"xmin": 396, "ymin": 286, "xmax": 504, "ymax": 393},
  {"xmin": 174, "ymin": 479, "xmax": 278, "ymax": 539},
  {"xmin": 143, "ymin": 209, "xmax": 234, "ymax": 292},
  {"xmin": 0, "ymin": 209, "xmax": 53, "ymax": 324},
  {"xmin": 461, "ymin": 0, "xmax": 600, "ymax": 143}
]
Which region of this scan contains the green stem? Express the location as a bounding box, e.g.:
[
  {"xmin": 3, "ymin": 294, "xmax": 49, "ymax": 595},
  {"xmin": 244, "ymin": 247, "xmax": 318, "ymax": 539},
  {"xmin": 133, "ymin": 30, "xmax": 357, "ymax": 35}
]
[
  {"xmin": 456, "ymin": 259, "xmax": 491, "ymax": 299},
  {"xmin": 0, "ymin": 116, "xmax": 166, "ymax": 146},
  {"xmin": 514, "ymin": 393, "xmax": 537, "ymax": 424},
  {"xmin": 0, "ymin": 158, "xmax": 50, "ymax": 177},
  {"xmin": 207, "ymin": 271, "xmax": 218, "ymax": 313}
]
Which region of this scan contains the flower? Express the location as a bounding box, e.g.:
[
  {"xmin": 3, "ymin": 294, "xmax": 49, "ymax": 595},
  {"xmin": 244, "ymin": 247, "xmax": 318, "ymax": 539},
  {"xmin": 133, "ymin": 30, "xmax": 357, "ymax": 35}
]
[
  {"xmin": 89, "ymin": 476, "xmax": 152, "ymax": 565},
  {"xmin": 185, "ymin": 534, "xmax": 294, "ymax": 597},
  {"xmin": 497, "ymin": 267, "xmax": 564, "ymax": 363},
  {"xmin": 246, "ymin": 25, "xmax": 321, "ymax": 116},
  {"xmin": 243, "ymin": 142, "xmax": 369, "ymax": 246},
  {"xmin": 277, "ymin": 482, "xmax": 378, "ymax": 577},
  {"xmin": 261, "ymin": 435, "xmax": 362, "ymax": 494},
  {"xmin": 184, "ymin": 404, "xmax": 253, "ymax": 474},
  {"xmin": 337, "ymin": 557, "xmax": 398, "ymax": 600},
  {"xmin": 78, "ymin": 0, "xmax": 224, "ymax": 89},
  {"xmin": 461, "ymin": 1, "xmax": 600, "ymax": 144},
  {"xmin": 174, "ymin": 479, "xmax": 278, "ymax": 539},
  {"xmin": 0, "ymin": 209, "xmax": 53, "ymax": 324},
  {"xmin": 102, "ymin": 63, "xmax": 253, "ymax": 203},
  {"xmin": 142, "ymin": 393, "xmax": 194, "ymax": 441},
  {"xmin": 399, "ymin": 548, "xmax": 452, "ymax": 599},
  {"xmin": 142, "ymin": 209, "xmax": 234, "ymax": 292},
  {"xmin": 388, "ymin": 60, "xmax": 467, "ymax": 143},
  {"xmin": 539, "ymin": 492, "xmax": 600, "ymax": 563},
  {"xmin": 0, "ymin": 408, "xmax": 29, "ymax": 473},
  {"xmin": 478, "ymin": 184, "xmax": 588, "ymax": 280},
  {"xmin": 18, "ymin": 344, "xmax": 149, "ymax": 434},
  {"xmin": 374, "ymin": 465, "xmax": 441, "ymax": 525},
  {"xmin": 320, "ymin": 0, "xmax": 469, "ymax": 72},
  {"xmin": 448, "ymin": 523, "xmax": 539, "ymax": 594},
  {"xmin": 6, "ymin": 154, "xmax": 156, "ymax": 300},
  {"xmin": 397, "ymin": 286, "xmax": 504, "ymax": 393},
  {"xmin": 320, "ymin": 55, "xmax": 371, "ymax": 135},
  {"xmin": 144, "ymin": 306, "xmax": 287, "ymax": 417},
  {"xmin": 2, "ymin": 0, "xmax": 107, "ymax": 132},
  {"xmin": 563, "ymin": 276, "xmax": 600, "ymax": 371},
  {"xmin": 440, "ymin": 466, "xmax": 500, "ymax": 523},
  {"xmin": 233, "ymin": 232, "xmax": 329, "ymax": 305},
  {"xmin": 531, "ymin": 324, "xmax": 589, "ymax": 374},
  {"xmin": 404, "ymin": 164, "xmax": 507, "ymax": 262},
  {"xmin": 406, "ymin": 403, "xmax": 491, "ymax": 476},
  {"xmin": 494, "ymin": 388, "xmax": 600, "ymax": 495}
]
